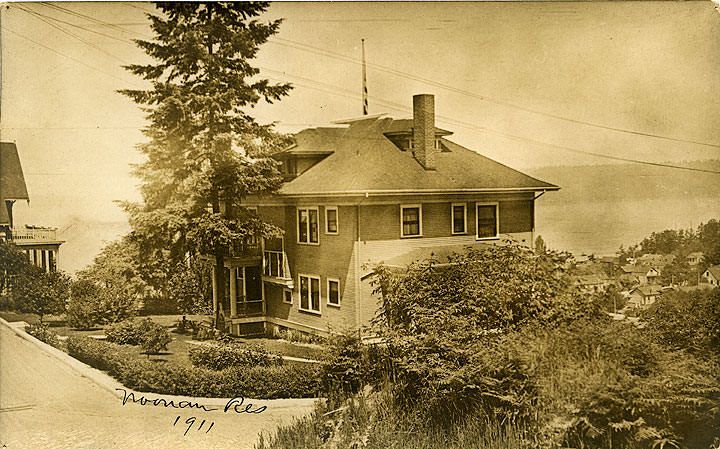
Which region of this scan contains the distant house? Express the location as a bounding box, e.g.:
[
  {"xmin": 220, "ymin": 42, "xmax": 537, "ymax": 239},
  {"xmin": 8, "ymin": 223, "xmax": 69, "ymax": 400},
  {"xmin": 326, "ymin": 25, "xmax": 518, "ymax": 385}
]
[
  {"xmin": 0, "ymin": 142, "xmax": 63, "ymax": 272},
  {"xmin": 686, "ymin": 252, "xmax": 704, "ymax": 266},
  {"xmin": 572, "ymin": 274, "xmax": 612, "ymax": 294},
  {"xmin": 702, "ymin": 265, "xmax": 720, "ymax": 287},
  {"xmin": 637, "ymin": 253, "xmax": 674, "ymax": 268},
  {"xmin": 204, "ymin": 94, "xmax": 560, "ymax": 337},
  {"xmin": 627, "ymin": 285, "xmax": 663, "ymax": 309},
  {"xmin": 620, "ymin": 264, "xmax": 659, "ymax": 285}
]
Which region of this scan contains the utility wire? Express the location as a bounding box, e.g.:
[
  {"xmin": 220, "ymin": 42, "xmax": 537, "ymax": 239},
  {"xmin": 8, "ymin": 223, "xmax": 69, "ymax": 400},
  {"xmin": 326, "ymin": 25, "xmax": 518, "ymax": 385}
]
[
  {"xmin": 15, "ymin": 5, "xmax": 129, "ymax": 64},
  {"xmin": 2, "ymin": 26, "xmax": 143, "ymax": 88},
  {"xmin": 7, "ymin": 4, "xmax": 719, "ymax": 174},
  {"xmin": 266, "ymin": 36, "xmax": 720, "ymax": 150}
]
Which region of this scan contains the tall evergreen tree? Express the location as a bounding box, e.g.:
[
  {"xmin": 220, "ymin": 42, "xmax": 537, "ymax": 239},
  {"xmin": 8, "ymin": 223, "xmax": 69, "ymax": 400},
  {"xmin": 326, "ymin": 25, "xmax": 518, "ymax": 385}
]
[{"xmin": 120, "ymin": 2, "xmax": 291, "ymax": 324}]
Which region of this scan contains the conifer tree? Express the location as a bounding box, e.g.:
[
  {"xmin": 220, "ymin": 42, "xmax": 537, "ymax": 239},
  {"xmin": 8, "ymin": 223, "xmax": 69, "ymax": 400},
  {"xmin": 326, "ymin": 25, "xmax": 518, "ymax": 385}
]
[{"xmin": 120, "ymin": 2, "xmax": 291, "ymax": 325}]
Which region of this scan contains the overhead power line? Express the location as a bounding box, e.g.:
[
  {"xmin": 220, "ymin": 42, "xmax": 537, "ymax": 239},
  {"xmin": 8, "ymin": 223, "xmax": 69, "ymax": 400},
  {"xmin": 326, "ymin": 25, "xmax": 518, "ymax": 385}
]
[
  {"xmin": 266, "ymin": 36, "xmax": 720, "ymax": 150},
  {"xmin": 6, "ymin": 3, "xmax": 718, "ymax": 175}
]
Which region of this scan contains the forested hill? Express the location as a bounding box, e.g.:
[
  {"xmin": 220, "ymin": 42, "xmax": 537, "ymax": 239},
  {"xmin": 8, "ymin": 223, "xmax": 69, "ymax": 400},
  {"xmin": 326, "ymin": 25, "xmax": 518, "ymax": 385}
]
[{"xmin": 526, "ymin": 160, "xmax": 720, "ymax": 202}]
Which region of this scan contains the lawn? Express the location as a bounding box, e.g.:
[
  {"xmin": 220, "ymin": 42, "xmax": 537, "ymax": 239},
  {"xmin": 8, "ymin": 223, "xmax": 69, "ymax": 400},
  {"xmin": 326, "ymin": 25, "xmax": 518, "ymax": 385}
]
[{"xmin": 1, "ymin": 311, "xmax": 325, "ymax": 363}]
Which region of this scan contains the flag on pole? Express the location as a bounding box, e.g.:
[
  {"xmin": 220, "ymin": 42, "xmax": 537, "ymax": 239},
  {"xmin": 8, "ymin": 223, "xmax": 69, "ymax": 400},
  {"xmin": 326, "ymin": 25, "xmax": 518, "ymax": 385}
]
[{"xmin": 362, "ymin": 39, "xmax": 368, "ymax": 115}]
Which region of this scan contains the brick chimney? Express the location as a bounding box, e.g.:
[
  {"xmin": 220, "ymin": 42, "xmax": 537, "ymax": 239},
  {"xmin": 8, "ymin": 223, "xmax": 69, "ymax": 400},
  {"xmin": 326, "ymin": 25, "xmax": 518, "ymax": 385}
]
[{"xmin": 412, "ymin": 94, "xmax": 436, "ymax": 170}]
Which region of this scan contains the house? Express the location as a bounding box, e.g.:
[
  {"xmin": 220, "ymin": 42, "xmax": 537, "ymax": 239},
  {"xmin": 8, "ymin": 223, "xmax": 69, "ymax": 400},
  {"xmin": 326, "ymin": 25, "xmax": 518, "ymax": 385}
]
[
  {"xmin": 702, "ymin": 265, "xmax": 720, "ymax": 287},
  {"xmin": 0, "ymin": 142, "xmax": 63, "ymax": 272},
  {"xmin": 211, "ymin": 94, "xmax": 559, "ymax": 337},
  {"xmin": 620, "ymin": 264, "xmax": 659, "ymax": 285},
  {"xmin": 686, "ymin": 252, "xmax": 704, "ymax": 266},
  {"xmin": 636, "ymin": 253, "xmax": 674, "ymax": 269},
  {"xmin": 627, "ymin": 285, "xmax": 663, "ymax": 309},
  {"xmin": 571, "ymin": 274, "xmax": 612, "ymax": 294}
]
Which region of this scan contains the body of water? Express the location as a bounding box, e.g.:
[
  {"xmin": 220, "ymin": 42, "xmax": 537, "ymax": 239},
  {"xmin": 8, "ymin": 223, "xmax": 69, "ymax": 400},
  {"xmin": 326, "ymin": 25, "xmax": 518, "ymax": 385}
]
[{"xmin": 536, "ymin": 195, "xmax": 720, "ymax": 256}]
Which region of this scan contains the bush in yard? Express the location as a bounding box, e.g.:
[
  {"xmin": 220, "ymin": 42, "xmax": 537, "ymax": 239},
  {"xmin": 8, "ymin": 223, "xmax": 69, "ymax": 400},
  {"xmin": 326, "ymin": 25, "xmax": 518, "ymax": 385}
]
[
  {"xmin": 66, "ymin": 279, "xmax": 102, "ymax": 329},
  {"xmin": 106, "ymin": 318, "xmax": 148, "ymax": 345},
  {"xmin": 12, "ymin": 268, "xmax": 71, "ymax": 323},
  {"xmin": 106, "ymin": 318, "xmax": 171, "ymax": 354},
  {"xmin": 67, "ymin": 336, "xmax": 319, "ymax": 399},
  {"xmin": 321, "ymin": 332, "xmax": 387, "ymax": 398},
  {"xmin": 140, "ymin": 324, "xmax": 172, "ymax": 355},
  {"xmin": 26, "ymin": 323, "xmax": 61, "ymax": 349},
  {"xmin": 188, "ymin": 342, "xmax": 283, "ymax": 370}
]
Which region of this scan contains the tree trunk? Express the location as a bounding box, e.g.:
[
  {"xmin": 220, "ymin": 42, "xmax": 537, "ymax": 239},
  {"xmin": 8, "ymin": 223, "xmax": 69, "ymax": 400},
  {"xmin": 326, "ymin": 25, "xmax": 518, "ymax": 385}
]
[{"xmin": 212, "ymin": 191, "xmax": 225, "ymax": 331}]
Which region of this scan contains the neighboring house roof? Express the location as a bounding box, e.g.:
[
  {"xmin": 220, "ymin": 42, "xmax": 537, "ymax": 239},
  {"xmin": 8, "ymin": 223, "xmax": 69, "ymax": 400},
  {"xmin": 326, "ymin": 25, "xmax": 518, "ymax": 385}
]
[
  {"xmin": 0, "ymin": 142, "xmax": 29, "ymax": 201},
  {"xmin": 1, "ymin": 142, "xmax": 29, "ymax": 226},
  {"xmin": 637, "ymin": 254, "xmax": 674, "ymax": 266},
  {"xmin": 705, "ymin": 265, "xmax": 720, "ymax": 281},
  {"xmin": 630, "ymin": 285, "xmax": 663, "ymax": 297},
  {"xmin": 278, "ymin": 117, "xmax": 559, "ymax": 196},
  {"xmin": 621, "ymin": 264, "xmax": 657, "ymax": 275},
  {"xmin": 573, "ymin": 274, "xmax": 604, "ymax": 285}
]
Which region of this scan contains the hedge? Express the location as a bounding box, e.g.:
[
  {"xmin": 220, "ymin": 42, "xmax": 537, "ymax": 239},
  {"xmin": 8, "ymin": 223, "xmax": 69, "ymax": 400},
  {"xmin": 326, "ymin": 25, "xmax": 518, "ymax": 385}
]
[
  {"xmin": 188, "ymin": 343, "xmax": 283, "ymax": 370},
  {"xmin": 26, "ymin": 323, "xmax": 62, "ymax": 349},
  {"xmin": 67, "ymin": 336, "xmax": 320, "ymax": 399}
]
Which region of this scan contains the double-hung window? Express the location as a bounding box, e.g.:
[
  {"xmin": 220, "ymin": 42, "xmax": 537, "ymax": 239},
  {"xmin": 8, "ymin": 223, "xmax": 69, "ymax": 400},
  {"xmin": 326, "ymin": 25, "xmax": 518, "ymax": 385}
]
[
  {"xmin": 298, "ymin": 274, "xmax": 321, "ymax": 313},
  {"xmin": 327, "ymin": 279, "xmax": 340, "ymax": 307},
  {"xmin": 325, "ymin": 206, "xmax": 338, "ymax": 234},
  {"xmin": 401, "ymin": 205, "xmax": 422, "ymax": 238},
  {"xmin": 476, "ymin": 203, "xmax": 499, "ymax": 239},
  {"xmin": 298, "ymin": 207, "xmax": 319, "ymax": 244},
  {"xmin": 451, "ymin": 203, "xmax": 467, "ymax": 234}
]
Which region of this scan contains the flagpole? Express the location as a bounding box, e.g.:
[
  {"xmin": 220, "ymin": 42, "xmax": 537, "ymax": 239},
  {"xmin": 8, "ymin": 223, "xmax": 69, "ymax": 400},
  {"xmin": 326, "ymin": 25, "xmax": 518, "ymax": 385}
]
[{"xmin": 362, "ymin": 38, "xmax": 368, "ymax": 115}]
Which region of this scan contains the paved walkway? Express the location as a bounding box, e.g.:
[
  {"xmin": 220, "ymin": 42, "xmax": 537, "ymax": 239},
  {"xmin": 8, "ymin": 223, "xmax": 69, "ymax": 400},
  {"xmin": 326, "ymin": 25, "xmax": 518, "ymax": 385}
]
[{"xmin": 0, "ymin": 324, "xmax": 316, "ymax": 449}]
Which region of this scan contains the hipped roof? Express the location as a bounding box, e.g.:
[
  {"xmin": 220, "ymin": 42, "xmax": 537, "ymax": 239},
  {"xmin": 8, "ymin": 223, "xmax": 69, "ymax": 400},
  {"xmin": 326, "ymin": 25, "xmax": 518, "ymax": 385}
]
[{"xmin": 278, "ymin": 117, "xmax": 558, "ymax": 196}]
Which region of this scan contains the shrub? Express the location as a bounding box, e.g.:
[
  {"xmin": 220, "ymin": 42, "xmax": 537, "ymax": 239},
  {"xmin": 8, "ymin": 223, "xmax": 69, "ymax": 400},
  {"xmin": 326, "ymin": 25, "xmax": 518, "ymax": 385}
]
[
  {"xmin": 321, "ymin": 332, "xmax": 385, "ymax": 397},
  {"xmin": 67, "ymin": 279, "xmax": 102, "ymax": 329},
  {"xmin": 106, "ymin": 318, "xmax": 171, "ymax": 354},
  {"xmin": 106, "ymin": 319, "xmax": 148, "ymax": 345},
  {"xmin": 188, "ymin": 342, "xmax": 283, "ymax": 370},
  {"xmin": 26, "ymin": 323, "xmax": 61, "ymax": 349},
  {"xmin": 66, "ymin": 336, "xmax": 319, "ymax": 398},
  {"xmin": 140, "ymin": 325, "xmax": 172, "ymax": 355}
]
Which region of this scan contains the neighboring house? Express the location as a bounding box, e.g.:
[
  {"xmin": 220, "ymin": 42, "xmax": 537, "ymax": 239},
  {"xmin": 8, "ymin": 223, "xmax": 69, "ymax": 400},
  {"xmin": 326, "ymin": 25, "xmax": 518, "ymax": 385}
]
[
  {"xmin": 572, "ymin": 274, "xmax": 612, "ymax": 294},
  {"xmin": 620, "ymin": 264, "xmax": 659, "ymax": 285},
  {"xmin": 702, "ymin": 265, "xmax": 720, "ymax": 287},
  {"xmin": 637, "ymin": 253, "xmax": 674, "ymax": 269},
  {"xmin": 686, "ymin": 252, "xmax": 704, "ymax": 266},
  {"xmin": 210, "ymin": 94, "xmax": 559, "ymax": 337},
  {"xmin": 0, "ymin": 142, "xmax": 63, "ymax": 272},
  {"xmin": 627, "ymin": 285, "xmax": 663, "ymax": 309}
]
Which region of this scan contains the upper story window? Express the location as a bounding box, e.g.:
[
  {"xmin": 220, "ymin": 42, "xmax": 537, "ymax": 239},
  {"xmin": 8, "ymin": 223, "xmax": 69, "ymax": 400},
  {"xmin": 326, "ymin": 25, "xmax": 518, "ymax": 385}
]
[
  {"xmin": 451, "ymin": 203, "xmax": 467, "ymax": 234},
  {"xmin": 297, "ymin": 207, "xmax": 319, "ymax": 244},
  {"xmin": 401, "ymin": 204, "xmax": 422, "ymax": 238},
  {"xmin": 476, "ymin": 203, "xmax": 499, "ymax": 240},
  {"xmin": 325, "ymin": 206, "xmax": 338, "ymax": 235}
]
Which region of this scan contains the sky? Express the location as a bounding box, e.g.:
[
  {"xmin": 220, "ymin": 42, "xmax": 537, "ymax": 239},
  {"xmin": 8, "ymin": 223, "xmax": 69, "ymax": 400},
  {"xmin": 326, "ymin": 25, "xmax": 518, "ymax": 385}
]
[{"xmin": 1, "ymin": 1, "xmax": 720, "ymax": 271}]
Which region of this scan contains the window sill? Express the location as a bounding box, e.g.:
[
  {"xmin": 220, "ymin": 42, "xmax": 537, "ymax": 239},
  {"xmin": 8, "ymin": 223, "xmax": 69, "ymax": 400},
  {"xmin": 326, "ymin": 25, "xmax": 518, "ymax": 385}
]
[
  {"xmin": 400, "ymin": 234, "xmax": 423, "ymax": 239},
  {"xmin": 326, "ymin": 302, "xmax": 341, "ymax": 308},
  {"xmin": 324, "ymin": 232, "xmax": 338, "ymax": 236},
  {"xmin": 476, "ymin": 236, "xmax": 500, "ymax": 241},
  {"xmin": 452, "ymin": 231, "xmax": 468, "ymax": 236},
  {"xmin": 297, "ymin": 241, "xmax": 320, "ymax": 246},
  {"xmin": 298, "ymin": 308, "xmax": 322, "ymax": 316}
]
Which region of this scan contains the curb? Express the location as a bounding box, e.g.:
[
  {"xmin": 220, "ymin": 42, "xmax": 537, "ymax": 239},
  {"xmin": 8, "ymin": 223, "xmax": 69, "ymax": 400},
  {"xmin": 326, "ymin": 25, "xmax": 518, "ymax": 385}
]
[{"xmin": 0, "ymin": 317, "xmax": 318, "ymax": 410}]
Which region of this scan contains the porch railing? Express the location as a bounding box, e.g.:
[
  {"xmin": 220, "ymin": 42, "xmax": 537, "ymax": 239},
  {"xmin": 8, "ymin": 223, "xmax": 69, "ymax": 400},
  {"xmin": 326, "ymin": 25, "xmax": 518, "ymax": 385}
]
[
  {"xmin": 11, "ymin": 227, "xmax": 58, "ymax": 242},
  {"xmin": 263, "ymin": 250, "xmax": 291, "ymax": 279},
  {"xmin": 234, "ymin": 299, "xmax": 264, "ymax": 317}
]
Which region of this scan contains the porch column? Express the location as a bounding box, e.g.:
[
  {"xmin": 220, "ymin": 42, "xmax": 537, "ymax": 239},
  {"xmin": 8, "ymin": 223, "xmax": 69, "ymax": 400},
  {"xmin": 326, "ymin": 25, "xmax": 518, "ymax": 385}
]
[
  {"xmin": 211, "ymin": 266, "xmax": 218, "ymax": 316},
  {"xmin": 230, "ymin": 267, "xmax": 238, "ymax": 317}
]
